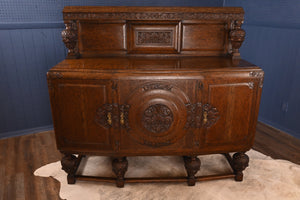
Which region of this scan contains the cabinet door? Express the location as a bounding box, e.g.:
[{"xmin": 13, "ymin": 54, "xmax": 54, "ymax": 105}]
[
  {"xmin": 50, "ymin": 79, "xmax": 115, "ymax": 152},
  {"xmin": 117, "ymin": 78, "xmax": 202, "ymax": 155},
  {"xmin": 202, "ymin": 79, "xmax": 259, "ymax": 151}
]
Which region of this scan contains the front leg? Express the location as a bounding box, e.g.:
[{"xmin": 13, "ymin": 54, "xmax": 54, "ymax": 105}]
[
  {"xmin": 232, "ymin": 152, "xmax": 249, "ymax": 181},
  {"xmin": 183, "ymin": 156, "xmax": 201, "ymax": 186},
  {"xmin": 61, "ymin": 154, "xmax": 83, "ymax": 184},
  {"xmin": 112, "ymin": 157, "xmax": 128, "ymax": 188}
]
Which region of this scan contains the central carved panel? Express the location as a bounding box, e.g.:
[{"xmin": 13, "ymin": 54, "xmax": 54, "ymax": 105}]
[
  {"xmin": 142, "ymin": 104, "xmax": 173, "ymax": 133},
  {"xmin": 137, "ymin": 31, "xmax": 172, "ymax": 45}
]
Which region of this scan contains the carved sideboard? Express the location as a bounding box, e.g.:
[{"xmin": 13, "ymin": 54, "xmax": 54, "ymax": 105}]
[{"xmin": 47, "ymin": 6, "xmax": 264, "ymax": 187}]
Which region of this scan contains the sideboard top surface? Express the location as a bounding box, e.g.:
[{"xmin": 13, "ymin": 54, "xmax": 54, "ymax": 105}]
[{"xmin": 50, "ymin": 57, "xmax": 260, "ymax": 73}]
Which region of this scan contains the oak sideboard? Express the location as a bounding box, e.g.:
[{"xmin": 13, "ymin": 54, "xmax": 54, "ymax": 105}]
[{"xmin": 47, "ymin": 6, "xmax": 264, "ymax": 187}]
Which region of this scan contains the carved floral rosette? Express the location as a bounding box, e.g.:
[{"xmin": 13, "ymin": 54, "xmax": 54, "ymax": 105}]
[{"xmin": 142, "ymin": 104, "xmax": 174, "ymax": 133}]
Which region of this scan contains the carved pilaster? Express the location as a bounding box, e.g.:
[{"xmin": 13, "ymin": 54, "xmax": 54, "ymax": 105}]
[
  {"xmin": 232, "ymin": 152, "xmax": 249, "ymax": 181},
  {"xmin": 62, "ymin": 20, "xmax": 79, "ymax": 58},
  {"xmin": 183, "ymin": 156, "xmax": 201, "ymax": 186},
  {"xmin": 112, "ymin": 157, "xmax": 128, "ymax": 188},
  {"xmin": 230, "ymin": 20, "xmax": 245, "ymax": 60}
]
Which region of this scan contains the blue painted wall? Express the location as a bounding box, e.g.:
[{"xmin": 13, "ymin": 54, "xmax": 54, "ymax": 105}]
[
  {"xmin": 0, "ymin": 0, "xmax": 223, "ymax": 138},
  {"xmin": 224, "ymin": 0, "xmax": 300, "ymax": 138}
]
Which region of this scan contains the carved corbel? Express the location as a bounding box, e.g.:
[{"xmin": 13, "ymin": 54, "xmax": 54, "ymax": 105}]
[
  {"xmin": 230, "ymin": 20, "xmax": 246, "ymax": 60},
  {"xmin": 61, "ymin": 20, "xmax": 79, "ymax": 58}
]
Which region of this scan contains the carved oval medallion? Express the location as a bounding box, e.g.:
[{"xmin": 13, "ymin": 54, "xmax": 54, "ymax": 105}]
[{"xmin": 142, "ymin": 104, "xmax": 173, "ymax": 133}]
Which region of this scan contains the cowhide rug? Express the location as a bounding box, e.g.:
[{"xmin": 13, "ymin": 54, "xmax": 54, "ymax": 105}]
[{"xmin": 34, "ymin": 150, "xmax": 300, "ymax": 200}]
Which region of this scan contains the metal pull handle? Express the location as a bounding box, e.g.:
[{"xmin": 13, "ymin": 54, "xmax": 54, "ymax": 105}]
[
  {"xmin": 203, "ymin": 111, "xmax": 208, "ymax": 124},
  {"xmin": 107, "ymin": 112, "xmax": 112, "ymax": 125},
  {"xmin": 120, "ymin": 112, "xmax": 124, "ymax": 125}
]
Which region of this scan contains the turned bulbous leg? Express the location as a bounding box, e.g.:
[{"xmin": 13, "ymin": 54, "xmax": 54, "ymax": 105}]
[
  {"xmin": 61, "ymin": 154, "xmax": 79, "ymax": 184},
  {"xmin": 183, "ymin": 156, "xmax": 201, "ymax": 186},
  {"xmin": 232, "ymin": 152, "xmax": 249, "ymax": 181},
  {"xmin": 112, "ymin": 157, "xmax": 128, "ymax": 188}
]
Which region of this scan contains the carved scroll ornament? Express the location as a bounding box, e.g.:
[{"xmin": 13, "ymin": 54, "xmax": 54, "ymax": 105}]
[
  {"xmin": 137, "ymin": 31, "xmax": 172, "ymax": 45},
  {"xmin": 202, "ymin": 104, "xmax": 220, "ymax": 128},
  {"xmin": 142, "ymin": 83, "xmax": 173, "ymax": 91},
  {"xmin": 95, "ymin": 104, "xmax": 130, "ymax": 129},
  {"xmin": 185, "ymin": 103, "xmax": 220, "ymax": 129}
]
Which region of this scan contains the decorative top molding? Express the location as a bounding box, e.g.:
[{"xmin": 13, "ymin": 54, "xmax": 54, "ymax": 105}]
[
  {"xmin": 63, "ymin": 12, "xmax": 244, "ymax": 21},
  {"xmin": 63, "ymin": 6, "xmax": 244, "ymax": 14}
]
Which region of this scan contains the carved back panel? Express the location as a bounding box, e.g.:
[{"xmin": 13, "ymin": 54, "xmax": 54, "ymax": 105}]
[{"xmin": 62, "ymin": 6, "xmax": 245, "ymax": 58}]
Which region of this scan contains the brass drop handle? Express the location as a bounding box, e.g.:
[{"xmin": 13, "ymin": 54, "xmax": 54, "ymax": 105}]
[
  {"xmin": 203, "ymin": 111, "xmax": 208, "ymax": 124},
  {"xmin": 120, "ymin": 112, "xmax": 124, "ymax": 125},
  {"xmin": 107, "ymin": 112, "xmax": 112, "ymax": 125}
]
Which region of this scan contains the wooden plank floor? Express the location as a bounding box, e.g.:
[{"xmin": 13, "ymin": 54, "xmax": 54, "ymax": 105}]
[
  {"xmin": 0, "ymin": 123, "xmax": 299, "ymax": 200},
  {"xmin": 0, "ymin": 131, "xmax": 62, "ymax": 200},
  {"xmin": 253, "ymin": 122, "xmax": 300, "ymax": 165}
]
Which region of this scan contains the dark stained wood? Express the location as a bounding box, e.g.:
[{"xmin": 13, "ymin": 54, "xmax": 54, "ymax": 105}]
[
  {"xmin": 112, "ymin": 157, "xmax": 128, "ymax": 188},
  {"xmin": 50, "ymin": 6, "xmax": 262, "ymax": 187},
  {"xmin": 61, "ymin": 6, "xmax": 245, "ymax": 58},
  {"xmin": 75, "ymin": 174, "xmax": 236, "ymax": 183},
  {"xmin": 61, "ymin": 154, "xmax": 84, "ymax": 184},
  {"xmin": 48, "ymin": 57, "xmax": 264, "ymax": 157},
  {"xmin": 183, "ymin": 156, "xmax": 201, "ymax": 186}
]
